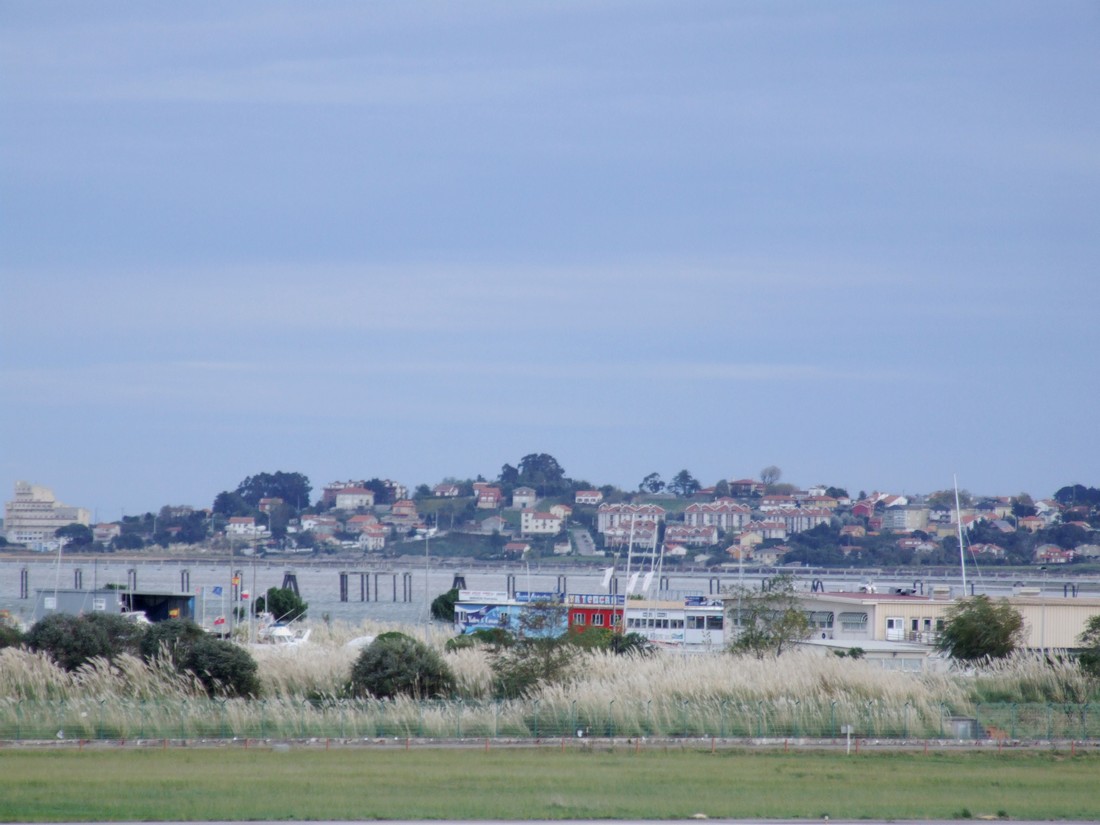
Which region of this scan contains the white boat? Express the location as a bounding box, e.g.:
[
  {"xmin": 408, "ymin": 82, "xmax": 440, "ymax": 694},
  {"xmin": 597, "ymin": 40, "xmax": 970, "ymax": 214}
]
[{"xmin": 255, "ymin": 619, "xmax": 311, "ymax": 646}]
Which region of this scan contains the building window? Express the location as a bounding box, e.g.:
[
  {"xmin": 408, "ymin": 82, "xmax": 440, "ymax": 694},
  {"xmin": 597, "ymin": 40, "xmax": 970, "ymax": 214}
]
[
  {"xmin": 593, "ymin": 614, "xmax": 604, "ymax": 627},
  {"xmin": 838, "ymin": 612, "xmax": 868, "ymax": 632},
  {"xmin": 573, "ymin": 612, "xmax": 585, "ymax": 626},
  {"xmin": 706, "ymin": 615, "xmax": 724, "ymax": 630}
]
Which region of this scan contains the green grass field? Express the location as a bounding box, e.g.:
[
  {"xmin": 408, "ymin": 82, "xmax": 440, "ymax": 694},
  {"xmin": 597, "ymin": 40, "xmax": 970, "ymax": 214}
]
[{"xmin": 2, "ymin": 746, "xmax": 1099, "ymax": 821}]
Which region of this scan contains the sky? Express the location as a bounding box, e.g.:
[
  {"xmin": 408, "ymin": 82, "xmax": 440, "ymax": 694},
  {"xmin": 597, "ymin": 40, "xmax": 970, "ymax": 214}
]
[{"xmin": 2, "ymin": 2, "xmax": 1099, "ymax": 519}]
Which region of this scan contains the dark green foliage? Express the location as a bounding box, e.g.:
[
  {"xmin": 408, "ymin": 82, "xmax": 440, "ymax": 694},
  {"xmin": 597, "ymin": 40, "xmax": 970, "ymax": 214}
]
[
  {"xmin": 111, "ymin": 532, "xmax": 146, "ymax": 550},
  {"xmin": 567, "ymin": 627, "xmax": 655, "ymax": 656},
  {"xmin": 1054, "ymin": 484, "xmax": 1100, "ymax": 508},
  {"xmin": 515, "ymin": 453, "xmax": 568, "ymax": 496},
  {"xmin": 936, "ymin": 595, "xmax": 1025, "ymax": 661},
  {"xmin": 212, "ymin": 491, "xmax": 252, "ymax": 517},
  {"xmin": 430, "ymin": 588, "xmax": 459, "ymax": 622},
  {"xmin": 179, "ymin": 635, "xmax": 261, "ymax": 698},
  {"xmin": 254, "ymin": 587, "xmax": 308, "ymax": 621},
  {"xmin": 445, "ymin": 628, "xmax": 515, "ymax": 652},
  {"xmin": 138, "ymin": 618, "xmax": 258, "ymax": 698},
  {"xmin": 668, "ymin": 469, "xmax": 701, "ymax": 498},
  {"xmin": 235, "ymin": 471, "xmax": 312, "ymax": 510},
  {"xmin": 26, "ymin": 612, "xmax": 146, "ymax": 670},
  {"xmin": 0, "ymin": 622, "xmax": 23, "ymax": 649},
  {"xmin": 349, "ymin": 634, "xmax": 455, "ymax": 699},
  {"xmin": 1077, "ymin": 614, "xmax": 1100, "ymax": 677},
  {"xmin": 55, "ymin": 523, "xmax": 94, "ymax": 546},
  {"xmin": 139, "ymin": 618, "xmax": 208, "ymax": 664}
]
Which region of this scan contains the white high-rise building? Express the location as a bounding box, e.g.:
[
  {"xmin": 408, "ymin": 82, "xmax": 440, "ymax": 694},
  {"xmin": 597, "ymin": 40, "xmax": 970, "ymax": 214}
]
[{"xmin": 4, "ymin": 482, "xmax": 91, "ymax": 547}]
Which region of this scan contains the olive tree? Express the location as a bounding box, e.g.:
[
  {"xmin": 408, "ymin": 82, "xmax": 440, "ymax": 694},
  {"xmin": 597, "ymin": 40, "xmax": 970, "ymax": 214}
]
[
  {"xmin": 726, "ymin": 574, "xmax": 810, "ymax": 658},
  {"xmin": 936, "ymin": 595, "xmax": 1024, "ymax": 661}
]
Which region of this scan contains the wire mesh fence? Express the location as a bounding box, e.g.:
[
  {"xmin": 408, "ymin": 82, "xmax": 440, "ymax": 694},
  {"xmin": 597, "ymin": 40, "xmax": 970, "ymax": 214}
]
[{"xmin": 0, "ymin": 698, "xmax": 1095, "ymax": 742}]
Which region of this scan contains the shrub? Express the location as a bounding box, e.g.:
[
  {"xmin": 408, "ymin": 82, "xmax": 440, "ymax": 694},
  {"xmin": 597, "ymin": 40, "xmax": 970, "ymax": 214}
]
[
  {"xmin": 254, "ymin": 587, "xmax": 308, "ymax": 621},
  {"xmin": 430, "ymin": 588, "xmax": 459, "ymax": 622},
  {"xmin": 179, "ymin": 636, "xmax": 261, "ymax": 698},
  {"xmin": 0, "ymin": 623, "xmax": 23, "ymax": 650},
  {"xmin": 140, "ymin": 619, "xmax": 209, "ymax": 664},
  {"xmin": 25, "ymin": 613, "xmax": 146, "ymax": 671},
  {"xmin": 350, "ymin": 634, "xmax": 454, "ymax": 699}
]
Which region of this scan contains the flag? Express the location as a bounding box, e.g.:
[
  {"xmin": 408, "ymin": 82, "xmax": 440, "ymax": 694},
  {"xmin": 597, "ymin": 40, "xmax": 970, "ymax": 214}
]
[
  {"xmin": 600, "ymin": 566, "xmax": 614, "ymax": 588},
  {"xmin": 212, "ymin": 586, "xmax": 223, "ymax": 596},
  {"xmin": 627, "ymin": 571, "xmax": 640, "ymax": 594},
  {"xmin": 241, "ymin": 591, "xmax": 250, "ymax": 600},
  {"xmin": 213, "ymin": 616, "xmax": 226, "ymax": 626},
  {"xmin": 231, "ymin": 576, "xmax": 240, "ymax": 586},
  {"xmin": 168, "ymin": 608, "xmax": 179, "ymax": 618},
  {"xmin": 641, "ymin": 571, "xmax": 654, "ymax": 593}
]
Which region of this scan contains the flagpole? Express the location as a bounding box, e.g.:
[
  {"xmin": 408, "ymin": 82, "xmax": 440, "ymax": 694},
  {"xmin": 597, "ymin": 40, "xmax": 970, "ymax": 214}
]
[{"xmin": 621, "ymin": 518, "xmax": 636, "ymax": 633}]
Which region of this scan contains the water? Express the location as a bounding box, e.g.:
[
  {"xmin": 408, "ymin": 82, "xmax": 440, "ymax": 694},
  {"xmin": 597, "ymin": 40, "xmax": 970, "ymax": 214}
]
[{"xmin": 3, "ymin": 555, "xmax": 1089, "ymax": 628}]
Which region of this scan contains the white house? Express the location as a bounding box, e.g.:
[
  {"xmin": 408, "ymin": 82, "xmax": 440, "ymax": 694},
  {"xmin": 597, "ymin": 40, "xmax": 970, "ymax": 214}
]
[
  {"xmin": 512, "ymin": 487, "xmax": 537, "ymax": 509},
  {"xmin": 521, "ymin": 511, "xmax": 564, "ymax": 536},
  {"xmin": 334, "ymin": 487, "xmax": 375, "ymax": 510}
]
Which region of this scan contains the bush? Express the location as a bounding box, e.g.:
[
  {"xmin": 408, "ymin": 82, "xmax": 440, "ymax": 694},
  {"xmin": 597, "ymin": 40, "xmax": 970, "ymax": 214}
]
[
  {"xmin": 179, "ymin": 636, "xmax": 261, "ymax": 698},
  {"xmin": 430, "ymin": 588, "xmax": 459, "ymax": 622},
  {"xmin": 0, "ymin": 623, "xmax": 23, "ymax": 649},
  {"xmin": 349, "ymin": 634, "xmax": 454, "ymax": 699},
  {"xmin": 254, "ymin": 587, "xmax": 308, "ymax": 621},
  {"xmin": 140, "ymin": 619, "xmax": 208, "ymax": 664},
  {"xmin": 25, "ymin": 613, "xmax": 146, "ymax": 671}
]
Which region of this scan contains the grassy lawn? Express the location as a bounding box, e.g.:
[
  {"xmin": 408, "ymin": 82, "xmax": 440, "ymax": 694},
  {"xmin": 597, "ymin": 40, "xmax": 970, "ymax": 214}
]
[{"xmin": 1, "ymin": 746, "xmax": 1099, "ymax": 821}]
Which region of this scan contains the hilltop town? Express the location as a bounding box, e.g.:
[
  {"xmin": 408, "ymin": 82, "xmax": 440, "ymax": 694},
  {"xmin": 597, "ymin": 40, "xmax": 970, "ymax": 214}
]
[{"xmin": 3, "ymin": 456, "xmax": 1098, "ymax": 570}]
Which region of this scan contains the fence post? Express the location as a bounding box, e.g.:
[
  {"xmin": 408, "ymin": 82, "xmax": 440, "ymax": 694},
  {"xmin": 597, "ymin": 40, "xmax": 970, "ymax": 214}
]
[
  {"xmin": 533, "ymin": 699, "xmax": 540, "ymax": 739},
  {"xmin": 939, "ymin": 703, "xmax": 946, "ymax": 738},
  {"xmin": 904, "ymin": 702, "xmax": 911, "ymax": 739},
  {"xmin": 1047, "ymin": 703, "xmax": 1054, "ymax": 742},
  {"xmin": 831, "ymin": 700, "xmax": 837, "ymax": 738},
  {"xmin": 1010, "ymin": 703, "xmax": 1017, "ymax": 739},
  {"xmin": 607, "ymin": 699, "xmax": 615, "ymax": 738}
]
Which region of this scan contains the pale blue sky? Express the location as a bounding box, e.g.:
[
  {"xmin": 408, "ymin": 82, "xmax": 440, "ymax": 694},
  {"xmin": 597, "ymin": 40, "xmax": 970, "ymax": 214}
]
[{"xmin": 2, "ymin": 2, "xmax": 1098, "ymax": 517}]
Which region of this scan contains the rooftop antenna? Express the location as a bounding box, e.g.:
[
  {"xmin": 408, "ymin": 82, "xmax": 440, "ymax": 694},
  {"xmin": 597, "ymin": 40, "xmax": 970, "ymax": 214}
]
[{"xmin": 954, "ymin": 474, "xmax": 967, "ymax": 596}]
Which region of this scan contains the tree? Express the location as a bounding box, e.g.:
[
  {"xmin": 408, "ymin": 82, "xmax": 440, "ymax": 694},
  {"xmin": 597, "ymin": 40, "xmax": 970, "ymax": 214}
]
[
  {"xmin": 1053, "ymin": 484, "xmax": 1100, "ymax": 508},
  {"xmin": 430, "ymin": 588, "xmax": 459, "ymax": 622},
  {"xmin": 927, "ymin": 489, "xmax": 973, "ymax": 511},
  {"xmin": 714, "ymin": 480, "xmax": 730, "ymax": 499},
  {"xmin": 179, "ymin": 635, "xmax": 261, "ymax": 698},
  {"xmin": 491, "ymin": 599, "xmax": 574, "ymax": 698},
  {"xmin": 825, "ymin": 486, "xmax": 848, "ymax": 500},
  {"xmin": 349, "ymin": 632, "xmax": 454, "ymax": 699},
  {"xmin": 726, "ymin": 574, "xmax": 810, "ymax": 658},
  {"xmin": 936, "ymin": 595, "xmax": 1024, "ymax": 661},
  {"xmin": 254, "ymin": 587, "xmax": 308, "ymax": 622},
  {"xmin": 140, "ymin": 618, "xmax": 208, "ymax": 664},
  {"xmin": 1077, "ymin": 615, "xmax": 1100, "ymax": 677},
  {"xmin": 235, "ymin": 471, "xmax": 312, "ymax": 511},
  {"xmin": 668, "ymin": 469, "xmax": 701, "ymax": 498},
  {"xmin": 515, "ymin": 453, "xmax": 568, "ymax": 496},
  {"xmin": 498, "ymin": 464, "xmax": 519, "ymax": 486},
  {"xmin": 55, "ymin": 523, "xmax": 93, "ymax": 547},
  {"xmin": 1011, "ymin": 493, "xmax": 1037, "ymax": 519},
  {"xmin": 26, "ymin": 613, "xmax": 146, "ymax": 671},
  {"xmin": 639, "ymin": 472, "xmax": 665, "ymax": 494},
  {"xmin": 212, "ymin": 491, "xmax": 252, "ymax": 517},
  {"xmin": 760, "ymin": 465, "xmax": 782, "ymax": 487}
]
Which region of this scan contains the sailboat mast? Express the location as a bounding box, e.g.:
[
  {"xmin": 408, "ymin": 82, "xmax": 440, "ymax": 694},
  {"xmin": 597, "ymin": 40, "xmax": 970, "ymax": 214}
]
[{"xmin": 954, "ymin": 474, "xmax": 967, "ymax": 595}]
